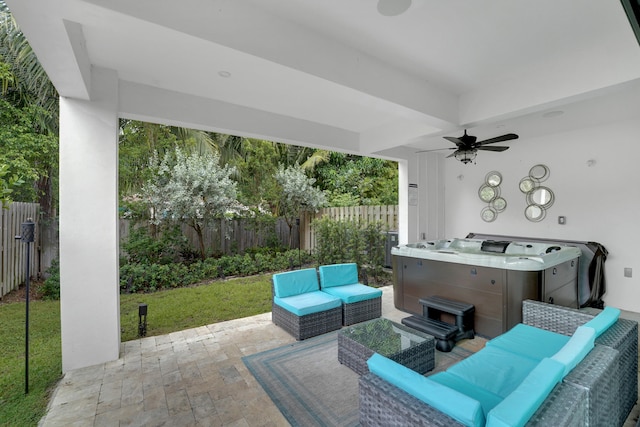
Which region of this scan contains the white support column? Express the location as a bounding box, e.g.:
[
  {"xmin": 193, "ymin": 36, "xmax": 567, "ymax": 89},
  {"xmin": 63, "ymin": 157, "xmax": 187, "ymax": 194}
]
[
  {"xmin": 397, "ymin": 158, "xmax": 419, "ymax": 245},
  {"xmin": 59, "ymin": 67, "xmax": 120, "ymax": 372},
  {"xmin": 419, "ymin": 152, "xmax": 445, "ymax": 240}
]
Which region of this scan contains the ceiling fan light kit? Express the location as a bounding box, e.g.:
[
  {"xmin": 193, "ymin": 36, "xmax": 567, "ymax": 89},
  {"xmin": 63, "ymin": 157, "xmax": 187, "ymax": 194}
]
[{"xmin": 454, "ymin": 149, "xmax": 477, "ymax": 164}]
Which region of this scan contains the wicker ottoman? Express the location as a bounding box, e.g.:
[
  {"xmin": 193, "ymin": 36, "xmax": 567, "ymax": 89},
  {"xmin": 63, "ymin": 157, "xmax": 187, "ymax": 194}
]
[{"xmin": 338, "ymin": 318, "xmax": 435, "ymax": 375}]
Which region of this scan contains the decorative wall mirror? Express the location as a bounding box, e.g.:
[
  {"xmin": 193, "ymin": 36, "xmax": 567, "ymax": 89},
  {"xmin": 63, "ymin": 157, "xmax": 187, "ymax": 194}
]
[
  {"xmin": 525, "ymin": 204, "xmax": 546, "ymax": 222},
  {"xmin": 529, "ymin": 164, "xmax": 550, "ymax": 182},
  {"xmin": 491, "ymin": 197, "xmax": 507, "ymax": 212},
  {"xmin": 527, "ymin": 186, "xmax": 554, "ymax": 208},
  {"xmin": 479, "ymin": 171, "xmax": 505, "ymax": 221},
  {"xmin": 481, "ymin": 207, "xmax": 498, "ymax": 222},
  {"xmin": 520, "ymin": 164, "xmax": 554, "ymax": 222},
  {"xmin": 478, "ymin": 184, "xmax": 499, "ymax": 202},
  {"xmin": 485, "ymin": 171, "xmax": 502, "ymax": 187},
  {"xmin": 519, "ymin": 177, "xmax": 537, "ymax": 193}
]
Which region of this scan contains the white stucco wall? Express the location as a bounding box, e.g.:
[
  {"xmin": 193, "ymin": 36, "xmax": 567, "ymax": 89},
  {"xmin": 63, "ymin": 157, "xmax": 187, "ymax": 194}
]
[
  {"xmin": 59, "ymin": 67, "xmax": 120, "ymax": 372},
  {"xmin": 438, "ymin": 117, "xmax": 640, "ymax": 312}
]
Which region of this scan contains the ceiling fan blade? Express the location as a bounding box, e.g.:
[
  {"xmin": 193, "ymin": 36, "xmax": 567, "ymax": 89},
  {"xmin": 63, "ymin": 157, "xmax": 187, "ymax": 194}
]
[
  {"xmin": 475, "ymin": 133, "xmax": 519, "ymax": 146},
  {"xmin": 443, "ymin": 136, "xmax": 464, "ymax": 147},
  {"xmin": 415, "ymin": 147, "xmax": 456, "ymax": 153},
  {"xmin": 477, "ymin": 146, "xmax": 510, "ymax": 152},
  {"xmin": 446, "ymin": 151, "xmax": 459, "ymax": 158}
]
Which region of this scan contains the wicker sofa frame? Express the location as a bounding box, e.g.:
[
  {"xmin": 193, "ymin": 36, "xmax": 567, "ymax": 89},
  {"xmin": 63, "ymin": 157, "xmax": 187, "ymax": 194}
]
[
  {"xmin": 271, "ymin": 302, "xmax": 342, "ymax": 341},
  {"xmin": 342, "ymin": 297, "xmax": 382, "ymax": 326},
  {"xmin": 359, "ymin": 300, "xmax": 638, "ymax": 427}
]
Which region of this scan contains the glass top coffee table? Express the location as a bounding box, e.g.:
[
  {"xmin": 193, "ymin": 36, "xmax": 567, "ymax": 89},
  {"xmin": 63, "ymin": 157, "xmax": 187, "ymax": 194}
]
[{"xmin": 337, "ymin": 317, "xmax": 435, "ymax": 376}]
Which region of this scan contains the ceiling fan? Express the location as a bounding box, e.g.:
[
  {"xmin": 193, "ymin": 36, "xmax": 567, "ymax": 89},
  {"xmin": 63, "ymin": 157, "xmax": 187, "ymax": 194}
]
[{"xmin": 420, "ymin": 130, "xmax": 519, "ymax": 164}]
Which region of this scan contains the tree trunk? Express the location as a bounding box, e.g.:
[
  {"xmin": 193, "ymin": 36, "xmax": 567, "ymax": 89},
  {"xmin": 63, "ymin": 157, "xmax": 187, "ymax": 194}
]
[{"xmin": 193, "ymin": 222, "xmax": 206, "ymax": 260}]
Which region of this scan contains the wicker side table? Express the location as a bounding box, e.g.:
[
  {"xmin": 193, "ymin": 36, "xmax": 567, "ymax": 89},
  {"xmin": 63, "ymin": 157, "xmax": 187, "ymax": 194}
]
[{"xmin": 338, "ymin": 318, "xmax": 435, "ymax": 375}]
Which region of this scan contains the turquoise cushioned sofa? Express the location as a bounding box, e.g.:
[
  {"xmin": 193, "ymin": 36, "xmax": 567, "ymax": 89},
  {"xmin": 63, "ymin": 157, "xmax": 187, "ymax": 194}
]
[{"xmin": 359, "ymin": 300, "xmax": 638, "ymax": 427}]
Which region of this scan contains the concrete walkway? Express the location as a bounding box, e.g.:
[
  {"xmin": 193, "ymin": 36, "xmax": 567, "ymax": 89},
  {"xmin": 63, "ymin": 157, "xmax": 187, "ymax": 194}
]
[{"xmin": 39, "ymin": 286, "xmax": 640, "ymax": 426}]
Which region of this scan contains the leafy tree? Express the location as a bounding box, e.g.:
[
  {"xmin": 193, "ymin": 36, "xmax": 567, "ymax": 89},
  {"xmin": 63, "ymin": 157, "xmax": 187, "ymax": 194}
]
[
  {"xmin": 143, "ymin": 147, "xmax": 238, "ymax": 260},
  {"xmin": 274, "ymin": 164, "xmax": 326, "ymax": 246},
  {"xmin": 311, "ymin": 152, "xmax": 398, "ymax": 206},
  {"xmin": 1, "ymin": 4, "xmax": 59, "ymax": 217},
  {"xmin": 0, "ymin": 97, "xmax": 58, "ymax": 209},
  {"xmin": 119, "ymin": 120, "xmax": 179, "ymax": 198},
  {"xmin": 0, "ymin": 163, "xmax": 24, "ymax": 208},
  {"xmin": 230, "ymin": 138, "xmax": 280, "ymax": 207}
]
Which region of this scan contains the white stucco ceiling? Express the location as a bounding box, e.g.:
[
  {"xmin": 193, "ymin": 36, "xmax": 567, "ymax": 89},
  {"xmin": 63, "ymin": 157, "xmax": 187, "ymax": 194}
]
[{"xmin": 6, "ymin": 0, "xmax": 640, "ymax": 159}]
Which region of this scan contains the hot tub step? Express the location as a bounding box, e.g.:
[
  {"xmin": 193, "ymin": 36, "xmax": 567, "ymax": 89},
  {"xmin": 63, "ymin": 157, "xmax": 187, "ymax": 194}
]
[
  {"xmin": 401, "ymin": 316, "xmax": 458, "ymax": 352},
  {"xmin": 419, "ymin": 296, "xmax": 475, "ymax": 339}
]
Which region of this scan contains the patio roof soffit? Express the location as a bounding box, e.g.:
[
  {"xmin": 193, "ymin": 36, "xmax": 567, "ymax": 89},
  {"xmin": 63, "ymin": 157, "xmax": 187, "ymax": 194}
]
[
  {"xmin": 82, "ymin": 0, "xmax": 460, "ymax": 128},
  {"xmin": 6, "ymin": 1, "xmax": 91, "ymax": 100}
]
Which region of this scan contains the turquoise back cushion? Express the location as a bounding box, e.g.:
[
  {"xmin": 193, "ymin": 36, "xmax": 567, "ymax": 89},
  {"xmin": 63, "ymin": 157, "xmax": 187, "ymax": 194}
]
[
  {"xmin": 367, "ymin": 353, "xmax": 485, "ymax": 427},
  {"xmin": 486, "ymin": 323, "xmax": 569, "ymax": 362},
  {"xmin": 583, "ymin": 306, "xmax": 620, "ymax": 337},
  {"xmin": 551, "ymin": 325, "xmax": 595, "ymax": 377},
  {"xmin": 486, "ymin": 358, "xmax": 564, "ymax": 427},
  {"xmin": 318, "ymin": 263, "xmax": 359, "ymax": 288},
  {"xmin": 272, "ymin": 268, "xmax": 319, "ymax": 297}
]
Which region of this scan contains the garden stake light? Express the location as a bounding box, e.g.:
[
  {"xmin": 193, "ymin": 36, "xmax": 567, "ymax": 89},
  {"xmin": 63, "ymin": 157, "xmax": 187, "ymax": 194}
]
[
  {"xmin": 15, "ymin": 218, "xmax": 35, "ymax": 394},
  {"xmin": 138, "ymin": 303, "xmax": 148, "ymax": 337}
]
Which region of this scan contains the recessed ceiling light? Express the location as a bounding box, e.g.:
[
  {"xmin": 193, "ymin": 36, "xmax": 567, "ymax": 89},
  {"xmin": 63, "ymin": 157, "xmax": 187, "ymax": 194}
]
[
  {"xmin": 377, "ymin": 0, "xmax": 411, "ymax": 16},
  {"xmin": 542, "ymin": 110, "xmax": 564, "ymax": 118},
  {"xmin": 218, "ymin": 71, "xmax": 231, "ymax": 78}
]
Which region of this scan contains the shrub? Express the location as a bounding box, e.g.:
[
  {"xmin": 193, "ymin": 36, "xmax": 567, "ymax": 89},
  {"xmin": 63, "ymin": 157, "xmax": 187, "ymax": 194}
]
[
  {"xmin": 122, "ymin": 225, "xmax": 189, "ymax": 265},
  {"xmin": 313, "ymin": 216, "xmax": 387, "ymax": 276},
  {"xmin": 41, "ymin": 258, "xmax": 60, "ymax": 300}
]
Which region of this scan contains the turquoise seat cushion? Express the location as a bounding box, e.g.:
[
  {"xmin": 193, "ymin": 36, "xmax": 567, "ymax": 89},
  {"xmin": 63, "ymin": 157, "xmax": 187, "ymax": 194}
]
[
  {"xmin": 429, "ymin": 372, "xmax": 503, "ymax": 418},
  {"xmin": 486, "ymin": 323, "xmax": 569, "ymax": 362},
  {"xmin": 367, "ymin": 353, "xmax": 485, "ymax": 427},
  {"xmin": 486, "ymin": 358, "xmax": 565, "ymax": 427},
  {"xmin": 272, "ymin": 268, "xmax": 319, "ymax": 298},
  {"xmin": 583, "ymin": 306, "xmax": 620, "ymax": 337},
  {"xmin": 446, "ymin": 346, "xmax": 539, "ymax": 398},
  {"xmin": 318, "ymin": 263, "xmax": 359, "ymax": 288},
  {"xmin": 273, "ymin": 291, "xmax": 342, "ymax": 316},
  {"xmin": 551, "ymin": 325, "xmax": 595, "ymax": 376},
  {"xmin": 321, "ymin": 283, "xmax": 382, "ymax": 303}
]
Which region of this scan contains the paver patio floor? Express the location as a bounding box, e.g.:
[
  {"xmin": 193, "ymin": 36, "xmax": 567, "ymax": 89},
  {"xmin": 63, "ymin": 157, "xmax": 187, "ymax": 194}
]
[{"xmin": 39, "ymin": 285, "xmax": 640, "ymax": 426}]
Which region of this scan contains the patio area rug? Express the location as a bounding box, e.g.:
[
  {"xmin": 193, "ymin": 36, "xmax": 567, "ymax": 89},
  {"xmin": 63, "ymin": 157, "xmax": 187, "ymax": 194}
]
[{"xmin": 242, "ymin": 330, "xmax": 482, "ymax": 427}]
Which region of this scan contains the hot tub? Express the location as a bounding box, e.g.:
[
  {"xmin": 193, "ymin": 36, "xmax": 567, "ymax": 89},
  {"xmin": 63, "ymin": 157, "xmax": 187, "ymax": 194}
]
[{"xmin": 392, "ymin": 238, "xmax": 581, "ymax": 337}]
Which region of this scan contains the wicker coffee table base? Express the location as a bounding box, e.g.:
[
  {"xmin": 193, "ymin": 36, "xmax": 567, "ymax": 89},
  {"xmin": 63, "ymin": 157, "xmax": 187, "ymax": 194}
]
[{"xmin": 338, "ymin": 318, "xmax": 435, "ymax": 375}]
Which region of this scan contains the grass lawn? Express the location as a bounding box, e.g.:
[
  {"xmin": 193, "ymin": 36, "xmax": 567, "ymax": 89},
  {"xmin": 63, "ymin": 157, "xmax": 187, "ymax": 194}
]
[{"xmin": 0, "ymin": 273, "xmax": 273, "ymax": 426}]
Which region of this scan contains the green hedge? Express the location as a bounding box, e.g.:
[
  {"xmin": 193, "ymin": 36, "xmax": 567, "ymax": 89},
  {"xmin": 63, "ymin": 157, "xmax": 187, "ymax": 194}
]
[
  {"xmin": 41, "ymin": 249, "xmax": 313, "ymax": 298},
  {"xmin": 119, "ymin": 249, "xmax": 314, "ymax": 293}
]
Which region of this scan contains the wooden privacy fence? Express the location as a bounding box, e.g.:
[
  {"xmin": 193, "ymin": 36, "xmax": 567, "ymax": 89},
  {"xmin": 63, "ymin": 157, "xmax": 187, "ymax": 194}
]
[
  {"xmin": 1, "ymin": 202, "xmax": 40, "ymax": 299},
  {"xmin": 120, "ymin": 217, "xmax": 299, "ymax": 255},
  {"xmin": 300, "ymin": 205, "xmax": 398, "ymax": 251},
  {"xmin": 0, "ymin": 204, "xmax": 397, "ymax": 298}
]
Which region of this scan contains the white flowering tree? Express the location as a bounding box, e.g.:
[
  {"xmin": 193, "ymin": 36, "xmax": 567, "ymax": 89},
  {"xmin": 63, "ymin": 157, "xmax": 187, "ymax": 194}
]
[
  {"xmin": 143, "ymin": 147, "xmax": 238, "ymax": 260},
  {"xmin": 275, "ymin": 164, "xmax": 326, "ymax": 247}
]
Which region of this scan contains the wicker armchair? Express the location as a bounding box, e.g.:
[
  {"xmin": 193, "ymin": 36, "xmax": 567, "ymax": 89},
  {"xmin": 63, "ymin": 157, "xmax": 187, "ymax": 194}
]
[
  {"xmin": 359, "ymin": 300, "xmax": 638, "ymax": 427},
  {"xmin": 318, "ymin": 263, "xmax": 382, "ymax": 326},
  {"xmin": 271, "ymin": 269, "xmax": 342, "ymax": 340}
]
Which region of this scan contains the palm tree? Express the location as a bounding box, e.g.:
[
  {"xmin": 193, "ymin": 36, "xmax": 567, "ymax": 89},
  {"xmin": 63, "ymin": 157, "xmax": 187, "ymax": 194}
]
[
  {"xmin": 0, "ymin": 1, "xmax": 59, "ymax": 134},
  {"xmin": 0, "ymin": 1, "xmax": 59, "ymax": 217}
]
